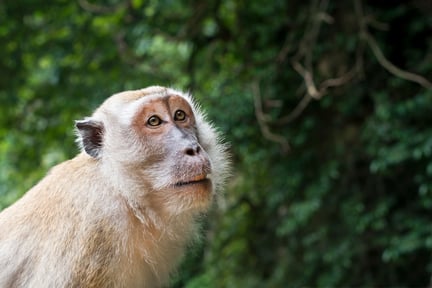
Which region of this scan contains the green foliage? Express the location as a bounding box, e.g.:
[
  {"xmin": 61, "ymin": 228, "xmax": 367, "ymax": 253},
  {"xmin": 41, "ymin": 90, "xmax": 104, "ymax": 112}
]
[{"xmin": 1, "ymin": 0, "xmax": 432, "ymax": 286}]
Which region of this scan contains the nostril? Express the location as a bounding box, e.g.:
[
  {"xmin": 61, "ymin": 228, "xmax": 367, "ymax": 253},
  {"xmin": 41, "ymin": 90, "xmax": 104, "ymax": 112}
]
[
  {"xmin": 185, "ymin": 148, "xmax": 196, "ymax": 156},
  {"xmin": 185, "ymin": 145, "xmax": 200, "ymax": 156}
]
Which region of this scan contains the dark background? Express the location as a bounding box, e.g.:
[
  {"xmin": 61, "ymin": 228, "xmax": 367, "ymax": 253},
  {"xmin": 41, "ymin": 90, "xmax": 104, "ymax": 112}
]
[{"xmin": 1, "ymin": 0, "xmax": 432, "ymax": 286}]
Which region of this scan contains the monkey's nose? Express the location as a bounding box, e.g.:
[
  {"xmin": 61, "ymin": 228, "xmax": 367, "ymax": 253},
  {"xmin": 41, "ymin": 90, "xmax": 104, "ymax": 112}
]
[{"xmin": 184, "ymin": 145, "xmax": 201, "ymax": 156}]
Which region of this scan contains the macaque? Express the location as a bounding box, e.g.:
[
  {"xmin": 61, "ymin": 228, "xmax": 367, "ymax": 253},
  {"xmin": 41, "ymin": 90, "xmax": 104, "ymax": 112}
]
[{"xmin": 0, "ymin": 86, "xmax": 230, "ymax": 287}]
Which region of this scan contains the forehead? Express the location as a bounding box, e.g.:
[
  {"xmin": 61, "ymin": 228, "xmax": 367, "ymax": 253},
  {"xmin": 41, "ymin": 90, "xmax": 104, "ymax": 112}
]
[
  {"xmin": 97, "ymin": 88, "xmax": 194, "ymax": 125},
  {"xmin": 139, "ymin": 94, "xmax": 193, "ymax": 114}
]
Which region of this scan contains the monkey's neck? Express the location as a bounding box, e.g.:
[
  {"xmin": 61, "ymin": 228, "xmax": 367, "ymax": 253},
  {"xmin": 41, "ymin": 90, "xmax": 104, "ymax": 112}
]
[{"xmin": 121, "ymin": 196, "xmax": 196, "ymax": 284}]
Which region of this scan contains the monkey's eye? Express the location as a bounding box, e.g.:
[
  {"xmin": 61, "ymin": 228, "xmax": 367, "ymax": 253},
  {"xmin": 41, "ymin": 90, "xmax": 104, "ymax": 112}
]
[
  {"xmin": 174, "ymin": 110, "xmax": 186, "ymax": 121},
  {"xmin": 147, "ymin": 116, "xmax": 162, "ymax": 127}
]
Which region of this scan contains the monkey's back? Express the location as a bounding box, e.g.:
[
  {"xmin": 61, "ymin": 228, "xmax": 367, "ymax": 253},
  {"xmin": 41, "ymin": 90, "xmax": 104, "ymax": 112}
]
[{"xmin": 0, "ymin": 154, "xmax": 137, "ymax": 287}]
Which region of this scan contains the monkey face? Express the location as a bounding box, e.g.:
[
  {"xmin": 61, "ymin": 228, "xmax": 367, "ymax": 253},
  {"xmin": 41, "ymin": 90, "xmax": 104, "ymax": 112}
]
[
  {"xmin": 130, "ymin": 94, "xmax": 214, "ymax": 213},
  {"xmin": 76, "ymin": 87, "xmax": 219, "ymax": 215}
]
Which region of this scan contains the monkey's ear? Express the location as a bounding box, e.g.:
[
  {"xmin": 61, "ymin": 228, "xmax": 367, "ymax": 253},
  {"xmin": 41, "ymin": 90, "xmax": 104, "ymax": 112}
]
[{"xmin": 75, "ymin": 119, "xmax": 104, "ymax": 158}]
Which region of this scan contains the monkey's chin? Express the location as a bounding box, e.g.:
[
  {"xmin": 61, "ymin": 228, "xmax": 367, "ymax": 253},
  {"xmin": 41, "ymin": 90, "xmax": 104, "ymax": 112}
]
[{"xmin": 172, "ymin": 179, "xmax": 212, "ymax": 212}]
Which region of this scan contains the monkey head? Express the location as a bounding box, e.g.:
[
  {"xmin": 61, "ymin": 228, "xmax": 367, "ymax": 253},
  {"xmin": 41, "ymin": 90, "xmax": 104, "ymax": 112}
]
[{"xmin": 75, "ymin": 86, "xmax": 228, "ymax": 217}]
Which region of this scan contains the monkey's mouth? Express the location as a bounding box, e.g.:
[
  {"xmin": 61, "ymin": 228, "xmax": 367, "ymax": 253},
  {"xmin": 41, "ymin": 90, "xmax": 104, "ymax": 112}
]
[{"xmin": 174, "ymin": 174, "xmax": 210, "ymax": 187}]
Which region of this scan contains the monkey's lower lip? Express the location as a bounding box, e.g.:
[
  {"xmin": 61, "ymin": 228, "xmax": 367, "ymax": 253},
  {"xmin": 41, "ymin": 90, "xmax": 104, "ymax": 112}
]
[{"xmin": 175, "ymin": 175, "xmax": 209, "ymax": 187}]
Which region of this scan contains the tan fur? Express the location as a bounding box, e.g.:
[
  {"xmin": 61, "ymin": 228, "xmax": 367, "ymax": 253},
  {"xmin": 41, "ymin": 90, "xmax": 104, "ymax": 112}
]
[{"xmin": 0, "ymin": 86, "xmax": 230, "ymax": 287}]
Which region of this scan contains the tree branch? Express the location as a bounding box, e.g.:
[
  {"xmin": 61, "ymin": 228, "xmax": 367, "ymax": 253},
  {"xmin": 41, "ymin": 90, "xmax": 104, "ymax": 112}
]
[
  {"xmin": 292, "ymin": 60, "xmax": 322, "ymax": 99},
  {"xmin": 252, "ymin": 82, "xmax": 290, "ymax": 152},
  {"xmin": 354, "ymin": 0, "xmax": 432, "ymax": 89},
  {"xmin": 364, "ymin": 31, "xmax": 432, "ymax": 89}
]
